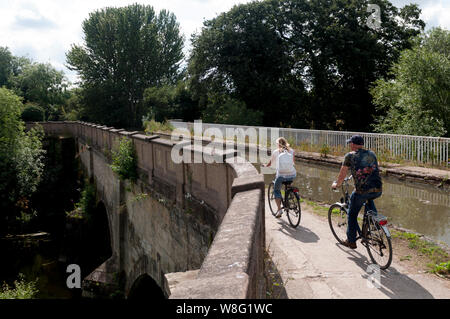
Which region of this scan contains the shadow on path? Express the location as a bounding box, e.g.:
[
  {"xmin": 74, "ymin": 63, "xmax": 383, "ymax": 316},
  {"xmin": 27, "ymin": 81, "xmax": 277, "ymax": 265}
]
[
  {"xmin": 276, "ymin": 219, "xmax": 320, "ymax": 244},
  {"xmin": 335, "ymin": 243, "xmax": 435, "ymax": 299}
]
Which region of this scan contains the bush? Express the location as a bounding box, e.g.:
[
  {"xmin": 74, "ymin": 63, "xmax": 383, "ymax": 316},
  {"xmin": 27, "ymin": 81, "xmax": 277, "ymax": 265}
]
[
  {"xmin": 0, "ymin": 88, "xmax": 45, "ymax": 227},
  {"xmin": 371, "ymin": 28, "xmax": 450, "ymax": 137},
  {"xmin": 71, "ymin": 182, "xmax": 97, "ymax": 221},
  {"xmin": 320, "ymin": 144, "xmax": 330, "ymax": 157},
  {"xmin": 143, "ymin": 117, "xmax": 174, "ymax": 133},
  {"xmin": 143, "ymin": 82, "xmax": 199, "ymax": 123},
  {"xmin": 202, "ymin": 94, "xmax": 263, "ymax": 126},
  {"xmin": 21, "ymin": 103, "xmax": 45, "ymax": 122},
  {"xmin": 110, "ymin": 137, "xmax": 137, "ymax": 182},
  {"xmin": 0, "ymin": 274, "xmax": 38, "ymax": 299}
]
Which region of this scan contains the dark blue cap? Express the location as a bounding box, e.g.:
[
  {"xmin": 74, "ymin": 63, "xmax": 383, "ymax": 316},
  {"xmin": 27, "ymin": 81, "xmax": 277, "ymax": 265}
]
[{"xmin": 346, "ymin": 135, "xmax": 364, "ymax": 145}]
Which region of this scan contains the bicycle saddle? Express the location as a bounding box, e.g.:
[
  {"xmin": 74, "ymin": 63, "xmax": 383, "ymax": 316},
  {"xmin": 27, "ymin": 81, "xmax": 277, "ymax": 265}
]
[{"xmin": 282, "ymin": 181, "xmax": 293, "ymax": 185}]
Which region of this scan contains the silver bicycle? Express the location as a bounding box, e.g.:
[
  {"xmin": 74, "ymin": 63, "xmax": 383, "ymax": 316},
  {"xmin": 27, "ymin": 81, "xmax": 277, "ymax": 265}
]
[{"xmin": 328, "ymin": 176, "xmax": 393, "ymax": 270}]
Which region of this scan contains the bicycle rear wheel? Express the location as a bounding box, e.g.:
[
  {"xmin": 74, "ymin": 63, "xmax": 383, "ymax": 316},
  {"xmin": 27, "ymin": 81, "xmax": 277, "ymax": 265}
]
[
  {"xmin": 267, "ymin": 182, "xmax": 278, "ymax": 216},
  {"xmin": 328, "ymin": 204, "xmax": 348, "ymax": 244},
  {"xmin": 286, "ymin": 191, "xmax": 301, "ymax": 228},
  {"xmin": 363, "ymin": 220, "xmax": 393, "ymax": 270}
]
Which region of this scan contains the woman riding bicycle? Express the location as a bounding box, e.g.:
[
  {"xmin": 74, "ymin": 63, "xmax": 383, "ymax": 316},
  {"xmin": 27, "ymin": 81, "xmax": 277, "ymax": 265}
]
[{"xmin": 264, "ymin": 137, "xmax": 296, "ymax": 218}]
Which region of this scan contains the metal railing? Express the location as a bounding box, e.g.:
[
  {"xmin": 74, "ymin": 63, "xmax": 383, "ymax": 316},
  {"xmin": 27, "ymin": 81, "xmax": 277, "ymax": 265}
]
[{"xmin": 169, "ymin": 120, "xmax": 450, "ymax": 167}]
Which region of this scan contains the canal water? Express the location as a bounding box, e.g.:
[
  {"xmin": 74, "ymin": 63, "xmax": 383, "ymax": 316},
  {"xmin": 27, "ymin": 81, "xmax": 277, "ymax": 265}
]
[
  {"xmin": 0, "ymin": 235, "xmax": 79, "ymax": 299},
  {"xmin": 257, "ymin": 161, "xmax": 450, "ymax": 246}
]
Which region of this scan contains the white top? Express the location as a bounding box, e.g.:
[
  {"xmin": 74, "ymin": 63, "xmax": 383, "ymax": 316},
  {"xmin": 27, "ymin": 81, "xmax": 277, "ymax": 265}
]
[{"xmin": 271, "ymin": 148, "xmax": 296, "ymax": 177}]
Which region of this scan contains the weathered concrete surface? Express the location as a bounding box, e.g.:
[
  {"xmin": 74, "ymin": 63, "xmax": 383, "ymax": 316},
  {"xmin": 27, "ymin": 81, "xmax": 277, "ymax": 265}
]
[
  {"xmin": 167, "ymin": 272, "xmax": 249, "ymax": 299},
  {"xmin": 168, "ymin": 172, "xmax": 266, "ymax": 298},
  {"xmin": 266, "ymin": 197, "xmax": 450, "ymax": 299},
  {"xmin": 82, "ymin": 257, "xmax": 121, "ymax": 298}
]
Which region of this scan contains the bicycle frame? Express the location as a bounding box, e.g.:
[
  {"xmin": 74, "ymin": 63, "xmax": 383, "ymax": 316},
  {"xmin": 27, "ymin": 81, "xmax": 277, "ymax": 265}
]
[
  {"xmin": 282, "ymin": 183, "xmax": 300, "ymax": 207},
  {"xmin": 333, "ymin": 176, "xmax": 390, "ymax": 240},
  {"xmin": 329, "ymin": 175, "xmax": 392, "ymax": 269},
  {"xmin": 331, "ymin": 176, "xmax": 351, "ymax": 212}
]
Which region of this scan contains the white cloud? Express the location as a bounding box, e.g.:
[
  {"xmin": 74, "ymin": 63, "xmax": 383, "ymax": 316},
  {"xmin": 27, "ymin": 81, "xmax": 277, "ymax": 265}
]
[
  {"xmin": 0, "ymin": 0, "xmax": 448, "ymax": 85},
  {"xmin": 421, "ymin": 0, "xmax": 450, "ymax": 29},
  {"xmin": 0, "ymin": 0, "xmax": 255, "ymax": 83},
  {"xmin": 390, "ymin": 0, "xmax": 450, "ymax": 29}
]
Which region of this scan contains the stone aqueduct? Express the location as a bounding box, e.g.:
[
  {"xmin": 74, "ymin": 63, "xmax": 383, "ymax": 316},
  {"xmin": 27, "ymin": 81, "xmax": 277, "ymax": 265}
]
[{"xmin": 27, "ymin": 121, "xmax": 266, "ymax": 299}]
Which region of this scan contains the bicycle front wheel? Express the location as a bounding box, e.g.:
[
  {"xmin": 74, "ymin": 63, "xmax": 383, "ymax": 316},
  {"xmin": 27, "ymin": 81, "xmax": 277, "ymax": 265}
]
[
  {"xmin": 363, "ymin": 221, "xmax": 393, "ymax": 270},
  {"xmin": 286, "ymin": 191, "xmax": 301, "ymax": 228},
  {"xmin": 267, "ymin": 182, "xmax": 278, "ymax": 216},
  {"xmin": 328, "ymin": 204, "xmax": 348, "ymax": 244}
]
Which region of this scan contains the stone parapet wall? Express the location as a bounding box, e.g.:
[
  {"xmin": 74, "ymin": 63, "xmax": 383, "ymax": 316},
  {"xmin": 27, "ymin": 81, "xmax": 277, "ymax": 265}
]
[{"xmin": 27, "ymin": 121, "xmax": 266, "ymax": 299}]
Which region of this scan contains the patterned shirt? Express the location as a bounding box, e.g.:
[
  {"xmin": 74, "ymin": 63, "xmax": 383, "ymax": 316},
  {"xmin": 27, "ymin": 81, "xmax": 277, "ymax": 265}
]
[{"xmin": 343, "ymin": 149, "xmax": 382, "ymax": 194}]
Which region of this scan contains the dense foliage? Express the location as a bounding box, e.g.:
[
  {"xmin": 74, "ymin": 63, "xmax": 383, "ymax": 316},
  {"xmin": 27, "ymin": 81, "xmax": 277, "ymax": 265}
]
[
  {"xmin": 66, "ymin": 4, "xmax": 184, "ymax": 128},
  {"xmin": 0, "ymin": 274, "xmax": 38, "ymax": 299},
  {"xmin": 0, "ymin": 47, "xmax": 72, "ymax": 121},
  {"xmin": 143, "ymin": 81, "xmax": 199, "ymax": 122},
  {"xmin": 2, "ymin": 0, "xmax": 446, "ymax": 137},
  {"xmin": 111, "ymin": 137, "xmax": 138, "ymax": 182},
  {"xmin": 0, "ymin": 88, "xmax": 45, "ymax": 231},
  {"xmin": 0, "ymin": 47, "xmax": 13, "ymax": 87},
  {"xmin": 188, "ymin": 0, "xmax": 425, "ymax": 131},
  {"xmin": 371, "ymin": 28, "xmax": 450, "ymax": 137},
  {"xmin": 20, "ymin": 104, "xmax": 45, "ymax": 122}
]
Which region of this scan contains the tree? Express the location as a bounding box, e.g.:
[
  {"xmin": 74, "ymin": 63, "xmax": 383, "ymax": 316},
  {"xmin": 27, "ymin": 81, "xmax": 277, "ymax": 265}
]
[
  {"xmin": 0, "ymin": 47, "xmax": 13, "ymax": 87},
  {"xmin": 297, "ymin": 0, "xmax": 424, "ymax": 131},
  {"xmin": 188, "ymin": 0, "xmax": 424, "ymax": 130},
  {"xmin": 201, "ymin": 93, "xmax": 264, "ymax": 126},
  {"xmin": 21, "ymin": 103, "xmax": 45, "ymax": 122},
  {"xmin": 66, "ymin": 4, "xmax": 184, "ymax": 128},
  {"xmin": 0, "ymin": 88, "xmax": 45, "ymax": 230},
  {"xmin": 188, "ymin": 0, "xmax": 304, "ymax": 127},
  {"xmin": 1, "ymin": 48, "xmax": 71, "ymax": 121},
  {"xmin": 9, "ymin": 62, "xmax": 70, "ymax": 120},
  {"xmin": 143, "ymin": 81, "xmax": 199, "ymax": 122},
  {"xmin": 0, "ymin": 48, "xmax": 34, "ymax": 89},
  {"xmin": 371, "ymin": 28, "xmax": 450, "ymax": 137},
  {"xmin": 61, "ymin": 88, "xmax": 85, "ymax": 121}
]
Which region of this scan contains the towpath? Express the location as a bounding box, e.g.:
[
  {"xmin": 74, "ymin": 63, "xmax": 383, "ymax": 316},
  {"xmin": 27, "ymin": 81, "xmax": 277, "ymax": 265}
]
[{"xmin": 265, "ymin": 198, "xmax": 450, "ymax": 299}]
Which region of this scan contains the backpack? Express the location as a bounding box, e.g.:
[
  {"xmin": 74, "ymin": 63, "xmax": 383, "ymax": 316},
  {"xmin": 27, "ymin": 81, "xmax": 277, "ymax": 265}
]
[{"xmin": 277, "ymin": 149, "xmax": 294, "ymax": 174}]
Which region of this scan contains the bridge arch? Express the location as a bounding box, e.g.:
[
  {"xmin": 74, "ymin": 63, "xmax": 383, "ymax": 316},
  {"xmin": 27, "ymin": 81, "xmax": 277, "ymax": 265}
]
[
  {"xmin": 91, "ymin": 201, "xmax": 112, "ymax": 261},
  {"xmin": 83, "ymin": 200, "xmax": 113, "ymax": 275},
  {"xmin": 127, "ymin": 274, "xmax": 166, "ymax": 299}
]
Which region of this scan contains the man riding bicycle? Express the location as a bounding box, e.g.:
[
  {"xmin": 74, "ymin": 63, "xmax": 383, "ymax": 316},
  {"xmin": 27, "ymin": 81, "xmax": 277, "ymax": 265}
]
[{"xmin": 331, "ymin": 135, "xmax": 382, "ymax": 249}]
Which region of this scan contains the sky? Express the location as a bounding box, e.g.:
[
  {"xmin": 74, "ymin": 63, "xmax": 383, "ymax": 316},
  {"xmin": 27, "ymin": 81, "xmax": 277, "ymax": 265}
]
[{"xmin": 0, "ymin": 0, "xmax": 449, "ymax": 85}]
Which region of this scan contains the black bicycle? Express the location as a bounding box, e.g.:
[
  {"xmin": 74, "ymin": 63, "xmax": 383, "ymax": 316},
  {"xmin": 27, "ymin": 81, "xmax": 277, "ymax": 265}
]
[
  {"xmin": 268, "ymin": 180, "xmax": 301, "ymax": 228},
  {"xmin": 328, "ymin": 176, "xmax": 393, "ymax": 270}
]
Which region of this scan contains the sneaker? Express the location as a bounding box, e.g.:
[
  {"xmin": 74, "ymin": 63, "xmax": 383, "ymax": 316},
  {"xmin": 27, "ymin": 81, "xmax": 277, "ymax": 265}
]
[
  {"xmin": 275, "ymin": 209, "xmax": 283, "ymax": 218},
  {"xmin": 342, "ymin": 240, "xmax": 357, "ymax": 249}
]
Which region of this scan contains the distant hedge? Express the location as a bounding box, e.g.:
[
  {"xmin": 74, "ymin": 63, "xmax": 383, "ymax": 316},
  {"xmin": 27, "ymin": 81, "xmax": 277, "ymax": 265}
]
[{"xmin": 21, "ymin": 104, "xmax": 44, "ymax": 122}]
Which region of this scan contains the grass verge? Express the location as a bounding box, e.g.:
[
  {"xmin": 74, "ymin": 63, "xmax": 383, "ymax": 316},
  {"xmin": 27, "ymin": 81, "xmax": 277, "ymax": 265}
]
[{"xmin": 391, "ymin": 230, "xmax": 449, "ymax": 278}]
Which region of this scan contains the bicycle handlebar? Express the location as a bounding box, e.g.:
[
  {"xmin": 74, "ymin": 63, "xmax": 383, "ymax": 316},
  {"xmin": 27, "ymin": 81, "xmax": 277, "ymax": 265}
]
[
  {"xmin": 332, "ymin": 175, "xmax": 352, "ymax": 188},
  {"xmin": 332, "ymin": 175, "xmax": 352, "ymax": 193}
]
